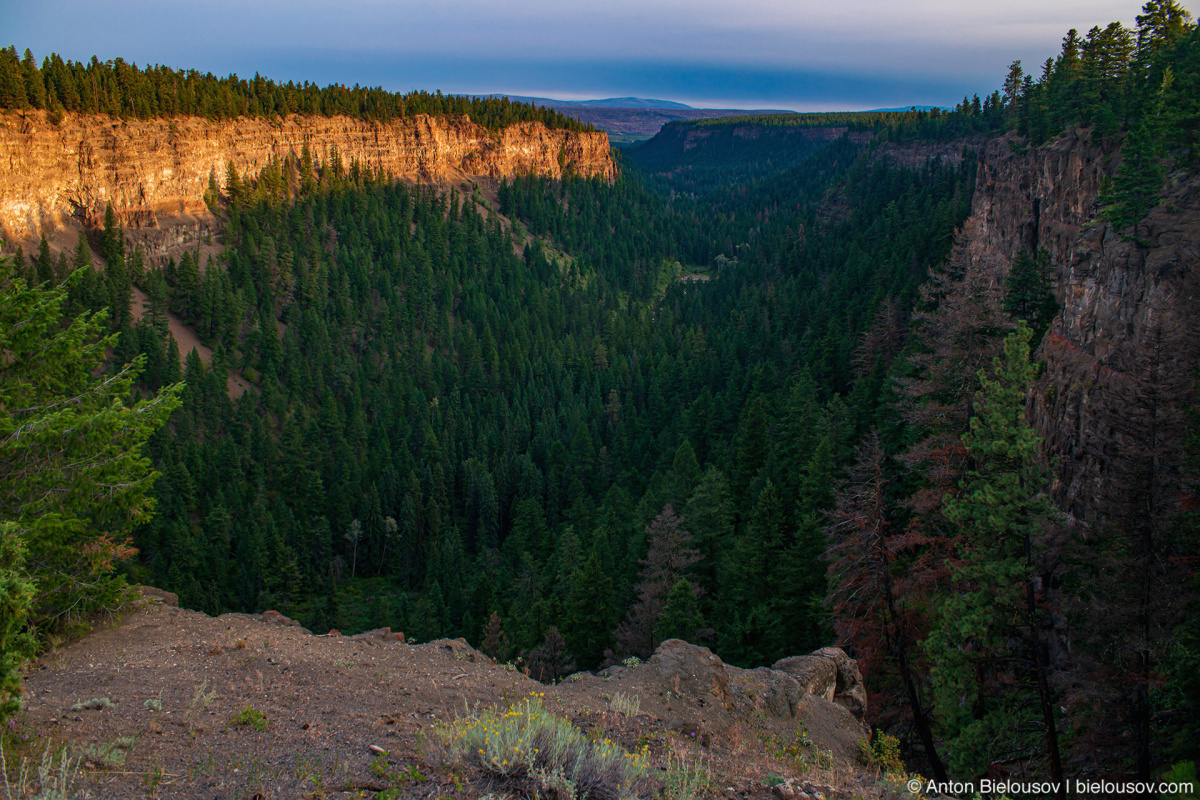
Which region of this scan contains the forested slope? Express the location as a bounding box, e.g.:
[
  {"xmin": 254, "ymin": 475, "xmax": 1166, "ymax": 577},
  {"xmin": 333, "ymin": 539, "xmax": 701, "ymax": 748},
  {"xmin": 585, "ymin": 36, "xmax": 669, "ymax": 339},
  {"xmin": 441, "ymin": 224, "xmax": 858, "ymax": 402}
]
[{"xmin": 3, "ymin": 1, "xmax": 1200, "ymax": 791}]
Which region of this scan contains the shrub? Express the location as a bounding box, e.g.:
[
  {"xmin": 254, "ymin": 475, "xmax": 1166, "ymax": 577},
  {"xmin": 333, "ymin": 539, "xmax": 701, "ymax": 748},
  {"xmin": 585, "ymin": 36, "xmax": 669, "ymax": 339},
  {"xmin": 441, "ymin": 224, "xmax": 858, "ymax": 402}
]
[
  {"xmin": 229, "ymin": 705, "xmax": 268, "ymax": 731},
  {"xmin": 0, "ymin": 525, "xmax": 35, "ymax": 723},
  {"xmin": 69, "ymin": 698, "xmax": 114, "ymax": 712},
  {"xmin": 664, "ymin": 746, "xmax": 711, "ymax": 800},
  {"xmin": 445, "ymin": 694, "xmax": 650, "ymax": 799},
  {"xmin": 859, "ymin": 731, "xmax": 905, "ymax": 773}
]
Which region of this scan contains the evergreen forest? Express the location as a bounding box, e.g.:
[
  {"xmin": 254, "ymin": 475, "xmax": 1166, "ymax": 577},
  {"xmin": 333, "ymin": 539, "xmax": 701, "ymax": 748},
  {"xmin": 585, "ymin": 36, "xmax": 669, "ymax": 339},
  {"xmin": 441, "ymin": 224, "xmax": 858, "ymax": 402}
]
[
  {"xmin": 2, "ymin": 0, "xmax": 1199, "ymax": 790},
  {"xmin": 0, "ymin": 46, "xmax": 591, "ymax": 131}
]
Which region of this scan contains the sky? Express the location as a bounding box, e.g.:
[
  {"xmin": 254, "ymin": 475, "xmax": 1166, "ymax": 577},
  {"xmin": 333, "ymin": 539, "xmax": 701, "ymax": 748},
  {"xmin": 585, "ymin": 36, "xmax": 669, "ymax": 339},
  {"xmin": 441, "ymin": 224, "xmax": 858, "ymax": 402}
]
[{"xmin": 2, "ymin": 0, "xmax": 1140, "ymax": 111}]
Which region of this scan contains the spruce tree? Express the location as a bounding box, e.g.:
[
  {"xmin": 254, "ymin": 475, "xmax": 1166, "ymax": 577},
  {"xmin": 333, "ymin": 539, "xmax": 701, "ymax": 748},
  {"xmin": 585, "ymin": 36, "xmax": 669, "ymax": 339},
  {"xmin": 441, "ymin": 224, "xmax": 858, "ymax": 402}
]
[
  {"xmin": 1003, "ymin": 248, "xmax": 1058, "ymax": 339},
  {"xmin": 0, "ymin": 256, "xmax": 181, "ymax": 719},
  {"xmin": 925, "ymin": 323, "xmax": 1062, "ymax": 785}
]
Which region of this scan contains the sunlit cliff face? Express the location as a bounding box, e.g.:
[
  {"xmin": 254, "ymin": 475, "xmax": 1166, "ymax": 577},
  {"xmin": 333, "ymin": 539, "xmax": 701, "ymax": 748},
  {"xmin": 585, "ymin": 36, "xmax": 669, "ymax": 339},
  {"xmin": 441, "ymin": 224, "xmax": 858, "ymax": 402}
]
[{"xmin": 0, "ymin": 110, "xmax": 614, "ymax": 241}]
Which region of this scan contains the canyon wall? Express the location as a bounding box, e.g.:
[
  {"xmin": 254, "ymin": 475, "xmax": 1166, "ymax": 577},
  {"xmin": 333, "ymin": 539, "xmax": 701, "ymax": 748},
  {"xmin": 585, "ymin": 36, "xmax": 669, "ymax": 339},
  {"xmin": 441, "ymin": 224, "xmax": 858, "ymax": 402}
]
[
  {"xmin": 960, "ymin": 130, "xmax": 1200, "ymax": 525},
  {"xmin": 0, "ymin": 110, "xmax": 614, "ymax": 252}
]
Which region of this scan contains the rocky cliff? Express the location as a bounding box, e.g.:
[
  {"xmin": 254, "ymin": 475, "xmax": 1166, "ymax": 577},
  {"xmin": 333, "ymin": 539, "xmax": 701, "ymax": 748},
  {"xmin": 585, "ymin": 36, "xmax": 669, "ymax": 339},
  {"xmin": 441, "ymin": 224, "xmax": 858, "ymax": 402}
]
[
  {"xmin": 957, "ymin": 129, "xmax": 1200, "ymax": 525},
  {"xmin": 0, "ymin": 110, "xmax": 614, "ymax": 245}
]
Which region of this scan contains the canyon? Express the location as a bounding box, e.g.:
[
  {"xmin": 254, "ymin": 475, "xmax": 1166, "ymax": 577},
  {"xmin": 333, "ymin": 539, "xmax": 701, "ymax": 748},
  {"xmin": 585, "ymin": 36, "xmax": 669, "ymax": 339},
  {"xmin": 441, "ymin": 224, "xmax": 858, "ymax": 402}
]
[{"xmin": 3, "ymin": 107, "xmax": 1192, "ymax": 531}]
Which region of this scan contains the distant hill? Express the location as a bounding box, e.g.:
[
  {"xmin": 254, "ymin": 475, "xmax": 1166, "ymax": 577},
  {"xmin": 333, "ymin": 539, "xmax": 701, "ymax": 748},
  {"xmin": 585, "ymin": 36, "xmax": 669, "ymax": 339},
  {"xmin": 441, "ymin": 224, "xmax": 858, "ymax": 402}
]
[
  {"xmin": 626, "ymin": 113, "xmax": 883, "ymax": 194},
  {"xmin": 491, "ymin": 95, "xmax": 696, "ymax": 110},
  {"xmin": 478, "ymin": 95, "xmax": 796, "ymax": 143},
  {"xmin": 865, "ymin": 105, "xmax": 952, "ymax": 112}
]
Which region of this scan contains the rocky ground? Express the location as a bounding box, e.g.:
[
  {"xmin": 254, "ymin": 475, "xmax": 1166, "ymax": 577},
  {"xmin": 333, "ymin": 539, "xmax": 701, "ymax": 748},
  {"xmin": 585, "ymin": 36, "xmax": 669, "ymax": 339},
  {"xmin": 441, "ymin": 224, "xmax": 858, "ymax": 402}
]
[{"xmin": 2, "ymin": 589, "xmax": 920, "ymax": 800}]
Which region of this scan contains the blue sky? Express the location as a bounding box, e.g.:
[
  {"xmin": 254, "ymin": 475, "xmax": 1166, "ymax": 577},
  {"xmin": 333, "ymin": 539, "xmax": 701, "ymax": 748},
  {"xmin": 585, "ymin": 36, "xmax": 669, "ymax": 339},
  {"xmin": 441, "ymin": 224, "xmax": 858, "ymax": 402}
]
[{"xmin": 2, "ymin": 0, "xmax": 1138, "ymax": 111}]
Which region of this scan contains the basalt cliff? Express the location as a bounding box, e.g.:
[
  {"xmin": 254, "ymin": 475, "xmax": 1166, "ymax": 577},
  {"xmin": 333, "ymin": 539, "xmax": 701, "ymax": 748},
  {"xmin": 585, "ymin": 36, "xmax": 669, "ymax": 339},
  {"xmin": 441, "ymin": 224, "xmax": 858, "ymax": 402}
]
[
  {"xmin": 0, "ymin": 109, "xmax": 614, "ymax": 245},
  {"xmin": 950, "ymin": 130, "xmax": 1200, "ymax": 527}
]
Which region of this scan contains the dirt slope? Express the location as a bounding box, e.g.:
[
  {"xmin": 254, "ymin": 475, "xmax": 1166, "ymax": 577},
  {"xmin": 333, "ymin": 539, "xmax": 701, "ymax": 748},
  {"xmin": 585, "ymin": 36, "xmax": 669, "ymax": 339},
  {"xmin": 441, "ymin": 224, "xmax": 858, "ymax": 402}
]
[{"xmin": 4, "ymin": 591, "xmax": 904, "ymax": 800}]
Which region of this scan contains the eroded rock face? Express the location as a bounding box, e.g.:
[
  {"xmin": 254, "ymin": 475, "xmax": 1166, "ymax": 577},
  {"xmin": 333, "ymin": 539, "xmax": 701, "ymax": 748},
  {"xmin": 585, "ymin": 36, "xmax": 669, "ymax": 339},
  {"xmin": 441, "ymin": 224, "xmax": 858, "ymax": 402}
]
[
  {"xmin": 644, "ymin": 640, "xmax": 867, "ymax": 723},
  {"xmin": 773, "ymin": 646, "xmax": 866, "ymax": 720},
  {"xmin": 959, "ymin": 130, "xmax": 1200, "ymax": 527},
  {"xmin": 771, "ymin": 654, "xmax": 837, "ymax": 701},
  {"xmin": 0, "ymin": 110, "xmax": 615, "ymax": 242}
]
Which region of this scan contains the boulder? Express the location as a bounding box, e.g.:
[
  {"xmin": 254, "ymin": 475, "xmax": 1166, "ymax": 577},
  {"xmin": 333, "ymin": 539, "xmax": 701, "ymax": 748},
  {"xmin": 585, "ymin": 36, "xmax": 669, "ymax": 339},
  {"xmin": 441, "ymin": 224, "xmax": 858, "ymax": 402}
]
[
  {"xmin": 771, "ymin": 655, "xmax": 837, "ymax": 701},
  {"xmin": 427, "ymin": 637, "xmax": 480, "ymax": 662},
  {"xmin": 773, "ymin": 647, "xmax": 866, "ymax": 720},
  {"xmin": 739, "ymin": 667, "xmax": 803, "ymax": 718},
  {"xmin": 649, "ymin": 639, "xmax": 731, "ymax": 710},
  {"xmin": 137, "ymin": 585, "xmax": 179, "ymax": 607}
]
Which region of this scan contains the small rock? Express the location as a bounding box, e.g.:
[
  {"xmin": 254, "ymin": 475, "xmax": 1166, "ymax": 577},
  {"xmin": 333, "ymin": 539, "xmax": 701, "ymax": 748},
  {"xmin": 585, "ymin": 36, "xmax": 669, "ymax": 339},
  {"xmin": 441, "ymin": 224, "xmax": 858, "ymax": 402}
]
[{"xmin": 368, "ymin": 744, "xmax": 387, "ymax": 755}]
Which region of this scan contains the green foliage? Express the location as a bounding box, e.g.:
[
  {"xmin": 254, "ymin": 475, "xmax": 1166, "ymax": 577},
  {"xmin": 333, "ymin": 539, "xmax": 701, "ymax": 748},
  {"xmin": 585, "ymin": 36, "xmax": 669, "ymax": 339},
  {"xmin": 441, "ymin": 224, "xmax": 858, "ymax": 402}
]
[
  {"xmin": 1003, "ymin": 249, "xmax": 1058, "ymax": 340},
  {"xmin": 122, "ymin": 114, "xmax": 973, "ymax": 671},
  {"xmin": 1161, "ymin": 761, "xmax": 1199, "ymax": 798},
  {"xmin": 926, "ymin": 322, "xmax": 1056, "ymax": 776},
  {"xmin": 0, "ymin": 524, "xmax": 35, "ymax": 722},
  {"xmin": 663, "ymin": 746, "xmax": 712, "ymax": 800},
  {"xmin": 0, "ymin": 257, "xmax": 182, "ymax": 635},
  {"xmin": 0, "ymin": 744, "xmax": 81, "ymax": 800},
  {"xmin": 444, "ymin": 695, "xmax": 650, "ymax": 799},
  {"xmin": 69, "ymin": 697, "xmax": 114, "ymax": 712},
  {"xmin": 79, "ymin": 738, "xmax": 133, "ymax": 770},
  {"xmin": 0, "ymin": 47, "xmax": 592, "ymax": 132},
  {"xmin": 654, "ymin": 580, "xmax": 705, "ymax": 644},
  {"xmin": 629, "ymin": 122, "xmax": 865, "ymax": 195},
  {"xmin": 859, "ymin": 731, "xmax": 905, "ymax": 773},
  {"xmin": 0, "ymin": 256, "xmax": 179, "ymax": 725},
  {"xmin": 229, "ymin": 705, "xmax": 269, "ymax": 731}
]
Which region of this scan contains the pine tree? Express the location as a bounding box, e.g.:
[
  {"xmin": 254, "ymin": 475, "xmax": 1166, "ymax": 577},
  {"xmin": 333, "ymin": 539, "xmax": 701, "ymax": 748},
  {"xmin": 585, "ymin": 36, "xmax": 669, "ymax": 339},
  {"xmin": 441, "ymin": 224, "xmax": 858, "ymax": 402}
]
[
  {"xmin": 654, "ymin": 579, "xmax": 705, "ymax": 644},
  {"xmin": 21, "ymin": 49, "xmax": 44, "ymax": 110},
  {"xmin": 34, "ymin": 236, "xmax": 54, "ymax": 286},
  {"xmin": 0, "ymin": 256, "xmax": 181, "ymax": 718},
  {"xmin": 1135, "ymin": 0, "xmax": 1193, "ymax": 57},
  {"xmin": 563, "ymin": 551, "xmax": 615, "ymax": 668},
  {"xmin": 1101, "ymin": 81, "xmax": 1168, "ymax": 233},
  {"xmin": 0, "ymin": 46, "xmax": 26, "ymax": 109},
  {"xmin": 925, "ymin": 323, "xmax": 1063, "ymax": 785},
  {"xmin": 0, "ymin": 523, "xmax": 36, "ymax": 721}
]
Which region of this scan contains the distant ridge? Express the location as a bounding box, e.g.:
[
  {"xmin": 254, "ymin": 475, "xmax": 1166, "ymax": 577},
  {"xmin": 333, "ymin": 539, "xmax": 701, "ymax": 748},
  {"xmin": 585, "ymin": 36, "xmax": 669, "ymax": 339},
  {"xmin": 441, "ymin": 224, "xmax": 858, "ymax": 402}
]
[
  {"xmin": 486, "ymin": 95, "xmax": 697, "ymax": 110},
  {"xmin": 475, "ymin": 95, "xmax": 797, "ymax": 143},
  {"xmin": 864, "ymin": 105, "xmax": 951, "ymax": 112}
]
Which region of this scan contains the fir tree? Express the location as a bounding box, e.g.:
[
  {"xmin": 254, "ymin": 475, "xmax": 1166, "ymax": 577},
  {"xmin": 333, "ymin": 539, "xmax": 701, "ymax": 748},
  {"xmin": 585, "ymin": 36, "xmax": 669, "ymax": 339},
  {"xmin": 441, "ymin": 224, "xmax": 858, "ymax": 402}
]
[
  {"xmin": 654, "ymin": 579, "xmax": 705, "ymax": 644},
  {"xmin": 0, "ymin": 256, "xmax": 181, "ymax": 719},
  {"xmin": 1003, "ymin": 248, "xmax": 1058, "ymax": 339},
  {"xmin": 925, "ymin": 323, "xmax": 1062, "ymax": 785}
]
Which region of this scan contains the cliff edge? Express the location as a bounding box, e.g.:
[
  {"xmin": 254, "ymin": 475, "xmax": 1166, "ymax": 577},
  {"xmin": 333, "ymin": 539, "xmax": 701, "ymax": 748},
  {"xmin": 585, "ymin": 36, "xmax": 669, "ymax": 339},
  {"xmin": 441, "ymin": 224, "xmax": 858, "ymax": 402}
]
[
  {"xmin": 0, "ymin": 110, "xmax": 615, "ymax": 243},
  {"xmin": 5, "ymin": 589, "xmax": 890, "ymax": 799}
]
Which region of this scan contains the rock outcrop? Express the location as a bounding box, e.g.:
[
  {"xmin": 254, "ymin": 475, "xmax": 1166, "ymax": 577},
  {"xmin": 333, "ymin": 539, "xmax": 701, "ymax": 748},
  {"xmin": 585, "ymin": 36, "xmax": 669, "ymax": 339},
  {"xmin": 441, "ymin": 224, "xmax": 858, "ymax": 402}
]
[
  {"xmin": 581, "ymin": 640, "xmax": 868, "ymax": 765},
  {"xmin": 645, "ymin": 638, "xmax": 732, "ymax": 710},
  {"xmin": 954, "ymin": 130, "xmax": 1200, "ymax": 526},
  {"xmin": 773, "ymin": 647, "xmax": 867, "ymax": 720},
  {"xmin": 0, "ymin": 109, "xmax": 614, "ymax": 245}
]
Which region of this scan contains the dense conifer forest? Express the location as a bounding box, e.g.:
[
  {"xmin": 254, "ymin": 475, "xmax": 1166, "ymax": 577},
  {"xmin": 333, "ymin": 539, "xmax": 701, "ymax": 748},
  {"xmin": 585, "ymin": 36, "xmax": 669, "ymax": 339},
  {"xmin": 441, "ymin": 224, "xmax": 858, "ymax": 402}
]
[
  {"xmin": 0, "ymin": 46, "xmax": 592, "ymax": 131},
  {"xmin": 3, "ymin": 0, "xmax": 1200, "ymax": 789}
]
